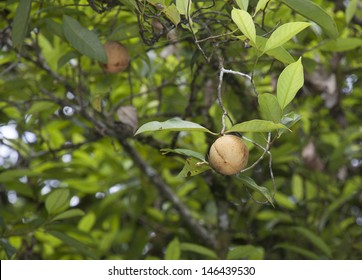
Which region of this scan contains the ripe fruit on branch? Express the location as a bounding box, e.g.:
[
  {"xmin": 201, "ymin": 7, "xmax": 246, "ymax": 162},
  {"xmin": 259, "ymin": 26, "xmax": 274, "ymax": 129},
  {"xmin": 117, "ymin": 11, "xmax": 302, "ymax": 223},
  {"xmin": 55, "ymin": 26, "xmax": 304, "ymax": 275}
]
[
  {"xmin": 101, "ymin": 41, "xmax": 130, "ymax": 73},
  {"xmin": 208, "ymin": 134, "xmax": 249, "ymax": 176}
]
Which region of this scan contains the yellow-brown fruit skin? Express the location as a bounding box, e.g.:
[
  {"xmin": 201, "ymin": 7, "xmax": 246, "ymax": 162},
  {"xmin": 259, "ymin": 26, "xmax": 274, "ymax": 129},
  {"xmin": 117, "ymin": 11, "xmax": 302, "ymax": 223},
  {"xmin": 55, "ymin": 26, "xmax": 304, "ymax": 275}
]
[
  {"xmin": 101, "ymin": 41, "xmax": 130, "ymax": 73},
  {"xmin": 208, "ymin": 135, "xmax": 249, "ymax": 176}
]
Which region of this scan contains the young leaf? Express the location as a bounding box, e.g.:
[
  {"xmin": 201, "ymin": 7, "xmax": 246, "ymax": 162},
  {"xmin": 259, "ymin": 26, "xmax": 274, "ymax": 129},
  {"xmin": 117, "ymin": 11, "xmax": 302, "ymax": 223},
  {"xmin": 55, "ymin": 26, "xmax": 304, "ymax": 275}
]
[
  {"xmin": 263, "ymin": 22, "xmax": 311, "ymax": 53},
  {"xmin": 164, "ymin": 4, "xmax": 181, "ymax": 25},
  {"xmin": 236, "ymin": 175, "xmax": 274, "ymax": 206},
  {"xmin": 12, "ymin": 0, "xmax": 33, "ymax": 49},
  {"xmin": 254, "ymin": 36, "xmax": 295, "ymax": 64},
  {"xmin": 235, "ymin": 0, "xmax": 249, "ymax": 10},
  {"xmin": 161, "ymin": 148, "xmax": 206, "ymax": 161},
  {"xmin": 258, "ymin": 93, "xmax": 282, "ymax": 123},
  {"xmin": 165, "ymin": 238, "xmax": 181, "ymax": 260},
  {"xmin": 254, "ymin": 0, "xmax": 270, "ymax": 15},
  {"xmin": 176, "ymin": 0, "xmax": 188, "ymax": 15},
  {"xmin": 346, "ymin": 0, "xmax": 358, "ymax": 24},
  {"xmin": 45, "ymin": 188, "xmax": 70, "ymax": 215},
  {"xmin": 277, "ymin": 57, "xmax": 304, "ymax": 109},
  {"xmin": 226, "ymin": 119, "xmax": 287, "ymax": 133},
  {"xmin": 281, "ymin": 0, "xmax": 339, "ymax": 38},
  {"xmin": 135, "ymin": 118, "xmax": 216, "ymax": 135},
  {"xmin": 177, "ymin": 158, "xmax": 211, "ymax": 177},
  {"xmin": 62, "ymin": 15, "xmax": 107, "ymax": 63},
  {"xmin": 231, "ymin": 8, "xmax": 256, "ymax": 44}
]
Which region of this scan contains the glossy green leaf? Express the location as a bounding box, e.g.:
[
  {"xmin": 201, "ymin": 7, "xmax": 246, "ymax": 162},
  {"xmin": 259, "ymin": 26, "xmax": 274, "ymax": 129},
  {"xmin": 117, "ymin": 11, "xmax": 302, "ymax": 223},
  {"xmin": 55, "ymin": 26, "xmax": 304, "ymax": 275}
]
[
  {"xmin": 177, "ymin": 157, "xmax": 211, "ymax": 177},
  {"xmin": 258, "ymin": 93, "xmax": 282, "ymax": 123},
  {"xmin": 264, "ymin": 22, "xmax": 311, "ymax": 53},
  {"xmin": 181, "ymin": 243, "xmax": 218, "ymax": 259},
  {"xmin": 235, "ymin": 0, "xmax": 249, "ymax": 10},
  {"xmin": 281, "ymin": 0, "xmax": 339, "ymax": 38},
  {"xmin": 227, "ymin": 245, "xmax": 264, "ymax": 260},
  {"xmin": 346, "ymin": 0, "xmax": 358, "ymax": 24},
  {"xmin": 277, "ymin": 57, "xmax": 304, "ymax": 109},
  {"xmin": 275, "ymin": 243, "xmax": 320, "ymax": 259},
  {"xmin": 161, "ymin": 148, "xmax": 205, "ymax": 161},
  {"xmin": 274, "ymin": 192, "xmax": 296, "ymax": 210},
  {"xmin": 255, "ymin": 35, "xmax": 295, "ymax": 64},
  {"xmin": 51, "ymin": 209, "xmax": 85, "ymax": 222},
  {"xmin": 62, "ymin": 15, "xmax": 107, "ymax": 63},
  {"xmin": 0, "ymin": 169, "xmax": 39, "ymax": 183},
  {"xmin": 254, "ymin": 0, "xmax": 270, "ymax": 15},
  {"xmin": 281, "ymin": 112, "xmax": 301, "ymax": 128},
  {"xmin": 12, "ymin": 0, "xmax": 32, "ymax": 49},
  {"xmin": 226, "ymin": 119, "xmax": 287, "ymax": 133},
  {"xmin": 45, "ymin": 189, "xmax": 70, "ymax": 215},
  {"xmin": 231, "ymin": 8, "xmax": 256, "ymax": 44},
  {"xmin": 320, "ymin": 38, "xmax": 362, "ymax": 52},
  {"xmin": 292, "ymin": 227, "xmax": 332, "ymax": 258},
  {"xmin": 165, "ymin": 238, "xmax": 181, "ymax": 260},
  {"xmin": 236, "ymin": 175, "xmax": 274, "ymax": 206},
  {"xmin": 48, "ymin": 230, "xmax": 98, "ymax": 259},
  {"xmin": 135, "ymin": 118, "xmax": 216, "ymax": 135}
]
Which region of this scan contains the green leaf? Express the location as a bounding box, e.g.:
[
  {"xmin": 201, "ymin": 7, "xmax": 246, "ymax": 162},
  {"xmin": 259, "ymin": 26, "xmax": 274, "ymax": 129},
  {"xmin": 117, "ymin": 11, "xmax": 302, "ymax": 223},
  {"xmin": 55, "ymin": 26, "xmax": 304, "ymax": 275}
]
[
  {"xmin": 292, "ymin": 227, "xmax": 332, "ymax": 258},
  {"xmin": 281, "ymin": 0, "xmax": 339, "ymax": 38},
  {"xmin": 281, "ymin": 112, "xmax": 301, "ymax": 129},
  {"xmin": 236, "ymin": 175, "xmax": 274, "ymax": 206},
  {"xmin": 135, "ymin": 118, "xmax": 216, "ymax": 135},
  {"xmin": 254, "ymin": 0, "xmax": 270, "ymax": 15},
  {"xmin": 78, "ymin": 212, "xmax": 97, "ymax": 232},
  {"xmin": 346, "ymin": 0, "xmax": 358, "ymax": 24},
  {"xmin": 226, "ymin": 119, "xmax": 287, "ymax": 133},
  {"xmin": 62, "ymin": 15, "xmax": 107, "ymax": 63},
  {"xmin": 258, "ymin": 93, "xmax": 282, "ymax": 123},
  {"xmin": 180, "ymin": 243, "xmax": 218, "ymax": 259},
  {"xmin": 227, "ymin": 245, "xmax": 264, "ymax": 260},
  {"xmin": 254, "ymin": 36, "xmax": 295, "ymax": 64},
  {"xmin": 274, "ymin": 193, "xmax": 296, "ymax": 210},
  {"xmin": 165, "ymin": 238, "xmax": 181, "ymax": 260},
  {"xmin": 277, "ymin": 57, "xmax": 304, "ymax": 109},
  {"xmin": 57, "ymin": 51, "xmax": 80, "ymax": 69},
  {"xmin": 231, "ymin": 8, "xmax": 256, "ymax": 44},
  {"xmin": 235, "ymin": 0, "xmax": 249, "ymax": 10},
  {"xmin": 320, "ymin": 38, "xmax": 362, "ymax": 52},
  {"xmin": 161, "ymin": 148, "xmax": 205, "ymax": 161},
  {"xmin": 176, "ymin": 0, "xmax": 188, "ymax": 15},
  {"xmin": 177, "ymin": 157, "xmax": 211, "ymax": 177},
  {"xmin": 11, "ymin": 0, "xmax": 32, "ymax": 49},
  {"xmin": 164, "ymin": 4, "xmax": 181, "ymax": 25},
  {"xmin": 275, "ymin": 243, "xmax": 320, "ymax": 259},
  {"xmin": 0, "ymin": 238, "xmax": 16, "ymax": 259},
  {"xmin": 0, "ymin": 169, "xmax": 39, "ymax": 183},
  {"xmin": 27, "ymin": 101, "xmax": 58, "ymax": 114},
  {"xmin": 51, "ymin": 209, "xmax": 85, "ymax": 222},
  {"xmin": 48, "ymin": 230, "xmax": 98, "ymax": 259},
  {"xmin": 263, "ymin": 22, "xmax": 311, "ymax": 53},
  {"xmin": 45, "ymin": 188, "xmax": 70, "ymax": 215}
]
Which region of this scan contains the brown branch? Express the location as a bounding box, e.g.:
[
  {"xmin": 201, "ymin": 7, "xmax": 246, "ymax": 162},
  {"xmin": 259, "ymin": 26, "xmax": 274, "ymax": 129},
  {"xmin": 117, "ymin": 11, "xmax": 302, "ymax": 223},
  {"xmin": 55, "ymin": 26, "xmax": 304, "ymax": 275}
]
[{"xmin": 118, "ymin": 137, "xmax": 217, "ymax": 250}]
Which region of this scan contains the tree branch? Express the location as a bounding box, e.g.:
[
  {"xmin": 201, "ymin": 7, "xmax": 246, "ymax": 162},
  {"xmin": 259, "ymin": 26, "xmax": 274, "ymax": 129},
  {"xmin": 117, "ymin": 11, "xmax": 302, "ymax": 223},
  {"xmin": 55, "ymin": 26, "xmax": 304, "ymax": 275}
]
[{"xmin": 118, "ymin": 137, "xmax": 217, "ymax": 250}]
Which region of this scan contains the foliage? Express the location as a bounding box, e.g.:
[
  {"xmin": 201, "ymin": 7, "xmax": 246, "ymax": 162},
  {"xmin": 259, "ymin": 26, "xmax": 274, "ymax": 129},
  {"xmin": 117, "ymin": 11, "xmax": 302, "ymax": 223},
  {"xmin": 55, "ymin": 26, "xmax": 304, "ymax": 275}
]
[{"xmin": 1, "ymin": 0, "xmax": 362, "ymax": 260}]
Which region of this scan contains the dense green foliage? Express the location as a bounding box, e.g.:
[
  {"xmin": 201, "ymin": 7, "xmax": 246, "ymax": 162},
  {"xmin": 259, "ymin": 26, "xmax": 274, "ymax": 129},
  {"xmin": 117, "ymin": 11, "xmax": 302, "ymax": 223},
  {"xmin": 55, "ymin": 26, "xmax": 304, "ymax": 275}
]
[{"xmin": 1, "ymin": 0, "xmax": 362, "ymax": 260}]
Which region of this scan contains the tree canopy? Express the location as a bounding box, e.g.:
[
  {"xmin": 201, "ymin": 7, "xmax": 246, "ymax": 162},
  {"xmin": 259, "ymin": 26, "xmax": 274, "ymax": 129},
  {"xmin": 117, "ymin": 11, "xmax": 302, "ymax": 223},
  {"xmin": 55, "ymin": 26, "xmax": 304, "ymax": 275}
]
[{"xmin": 0, "ymin": 0, "xmax": 362, "ymax": 260}]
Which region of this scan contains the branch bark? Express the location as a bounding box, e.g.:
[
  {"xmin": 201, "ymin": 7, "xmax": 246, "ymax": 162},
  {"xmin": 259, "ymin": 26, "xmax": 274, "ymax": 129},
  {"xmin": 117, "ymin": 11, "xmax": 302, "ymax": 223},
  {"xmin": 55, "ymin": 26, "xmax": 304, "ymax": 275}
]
[{"xmin": 118, "ymin": 137, "xmax": 217, "ymax": 250}]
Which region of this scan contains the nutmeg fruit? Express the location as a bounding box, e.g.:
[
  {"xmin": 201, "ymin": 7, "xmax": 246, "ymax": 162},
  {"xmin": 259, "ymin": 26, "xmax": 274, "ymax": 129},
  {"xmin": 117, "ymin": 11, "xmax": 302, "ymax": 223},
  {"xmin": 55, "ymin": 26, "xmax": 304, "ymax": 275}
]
[
  {"xmin": 208, "ymin": 135, "xmax": 249, "ymax": 175},
  {"xmin": 101, "ymin": 41, "xmax": 130, "ymax": 73}
]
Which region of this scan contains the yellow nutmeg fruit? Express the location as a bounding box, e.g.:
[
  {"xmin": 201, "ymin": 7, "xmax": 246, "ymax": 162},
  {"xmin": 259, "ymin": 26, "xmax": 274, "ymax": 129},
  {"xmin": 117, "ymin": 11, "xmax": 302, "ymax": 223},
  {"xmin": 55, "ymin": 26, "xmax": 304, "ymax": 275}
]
[
  {"xmin": 101, "ymin": 41, "xmax": 130, "ymax": 73},
  {"xmin": 208, "ymin": 135, "xmax": 249, "ymax": 175}
]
